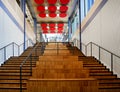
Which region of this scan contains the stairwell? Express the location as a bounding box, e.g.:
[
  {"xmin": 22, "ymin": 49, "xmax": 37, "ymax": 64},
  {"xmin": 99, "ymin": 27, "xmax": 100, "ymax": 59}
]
[{"xmin": 0, "ymin": 42, "xmax": 120, "ymax": 92}]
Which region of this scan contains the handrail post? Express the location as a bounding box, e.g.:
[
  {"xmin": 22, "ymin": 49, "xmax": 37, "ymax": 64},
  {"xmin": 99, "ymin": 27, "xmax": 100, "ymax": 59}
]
[
  {"xmin": 13, "ymin": 42, "xmax": 14, "ymax": 56},
  {"xmin": 30, "ymin": 54, "xmax": 32, "ymax": 76},
  {"xmin": 4, "ymin": 47, "xmax": 6, "ymax": 61},
  {"xmin": 91, "ymin": 42, "xmax": 92, "ymax": 56},
  {"xmin": 111, "ymin": 53, "xmax": 113, "ymax": 72},
  {"xmin": 20, "ymin": 65, "xmax": 22, "ymax": 92},
  {"xmin": 57, "ymin": 42, "xmax": 58, "ymax": 55},
  {"xmin": 18, "ymin": 46, "xmax": 20, "ymax": 56},
  {"xmin": 72, "ymin": 42, "xmax": 74, "ymax": 55},
  {"xmin": 99, "ymin": 46, "xmax": 101, "ymax": 61},
  {"xmin": 85, "ymin": 45, "xmax": 87, "ymax": 56}
]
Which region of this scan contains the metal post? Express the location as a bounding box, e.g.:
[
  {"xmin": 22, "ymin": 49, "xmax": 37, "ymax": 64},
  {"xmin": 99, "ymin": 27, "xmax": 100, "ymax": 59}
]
[
  {"xmin": 57, "ymin": 42, "xmax": 58, "ymax": 55},
  {"xmin": 91, "ymin": 42, "xmax": 92, "ymax": 56},
  {"xmin": 13, "ymin": 42, "xmax": 14, "ymax": 56},
  {"xmin": 84, "ymin": 0, "xmax": 86, "ymax": 16},
  {"xmin": 4, "ymin": 47, "xmax": 6, "ymax": 61},
  {"xmin": 33, "ymin": 18, "xmax": 37, "ymax": 43},
  {"xmin": 23, "ymin": 0, "xmax": 26, "ymax": 51},
  {"xmin": 68, "ymin": 18, "xmax": 70, "ymax": 42},
  {"xmin": 78, "ymin": 0, "xmax": 82, "ymax": 51},
  {"xmin": 85, "ymin": 45, "xmax": 87, "ymax": 56},
  {"xmin": 99, "ymin": 46, "xmax": 100, "ymax": 61},
  {"xmin": 111, "ymin": 53, "xmax": 113, "ymax": 72},
  {"xmin": 18, "ymin": 46, "xmax": 20, "ymax": 56},
  {"xmin": 20, "ymin": 66, "xmax": 22, "ymax": 92},
  {"xmin": 30, "ymin": 54, "xmax": 32, "ymax": 76}
]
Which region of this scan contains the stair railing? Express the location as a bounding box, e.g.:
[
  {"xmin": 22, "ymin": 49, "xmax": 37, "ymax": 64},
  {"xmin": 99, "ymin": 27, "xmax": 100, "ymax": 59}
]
[
  {"xmin": 0, "ymin": 39, "xmax": 34, "ymax": 65},
  {"xmin": 19, "ymin": 42, "xmax": 41, "ymax": 92},
  {"xmin": 44, "ymin": 42, "xmax": 75, "ymax": 55},
  {"xmin": 73, "ymin": 39, "xmax": 120, "ymax": 77},
  {"xmin": 0, "ymin": 42, "xmax": 19, "ymax": 65}
]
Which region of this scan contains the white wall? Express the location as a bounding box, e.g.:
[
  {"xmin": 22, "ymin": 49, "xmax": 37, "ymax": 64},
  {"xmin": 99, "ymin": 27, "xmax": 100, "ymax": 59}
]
[
  {"xmin": 72, "ymin": 0, "xmax": 120, "ymax": 77},
  {"xmin": 0, "ymin": 0, "xmax": 35, "ymax": 65}
]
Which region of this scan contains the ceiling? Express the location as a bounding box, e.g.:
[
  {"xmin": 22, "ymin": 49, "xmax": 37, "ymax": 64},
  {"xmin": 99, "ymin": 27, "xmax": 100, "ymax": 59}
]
[{"xmin": 28, "ymin": 0, "xmax": 75, "ymax": 34}]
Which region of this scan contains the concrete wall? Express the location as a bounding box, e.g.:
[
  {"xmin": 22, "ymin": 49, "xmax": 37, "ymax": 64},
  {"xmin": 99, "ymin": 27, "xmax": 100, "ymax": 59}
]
[
  {"xmin": 72, "ymin": 0, "xmax": 120, "ymax": 77},
  {"xmin": 0, "ymin": 0, "xmax": 35, "ymax": 65}
]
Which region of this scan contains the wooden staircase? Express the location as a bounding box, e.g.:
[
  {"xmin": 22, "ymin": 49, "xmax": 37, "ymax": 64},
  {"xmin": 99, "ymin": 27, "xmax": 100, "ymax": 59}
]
[
  {"xmin": 0, "ymin": 42, "xmax": 120, "ymax": 92},
  {"xmin": 0, "ymin": 43, "xmax": 42, "ymax": 92},
  {"xmin": 27, "ymin": 43, "xmax": 98, "ymax": 92},
  {"xmin": 78, "ymin": 56, "xmax": 120, "ymax": 92}
]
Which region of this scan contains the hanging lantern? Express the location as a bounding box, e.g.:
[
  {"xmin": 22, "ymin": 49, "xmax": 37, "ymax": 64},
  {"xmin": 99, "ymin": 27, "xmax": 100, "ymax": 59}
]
[
  {"xmin": 34, "ymin": 0, "xmax": 44, "ymax": 4},
  {"xmin": 42, "ymin": 27, "xmax": 48, "ymax": 31},
  {"xmin": 48, "ymin": 6, "xmax": 57, "ymax": 12},
  {"xmin": 37, "ymin": 6, "xmax": 45, "ymax": 12},
  {"xmin": 50, "ymin": 30, "xmax": 55, "ymax": 33},
  {"xmin": 58, "ymin": 27, "xmax": 63, "ymax": 31},
  {"xmin": 43, "ymin": 31, "xmax": 48, "ymax": 33},
  {"xmin": 50, "ymin": 27, "xmax": 56, "ymax": 31},
  {"xmin": 39, "ymin": 13, "xmax": 46, "ymax": 18},
  {"xmin": 49, "ymin": 13, "xmax": 57, "ymax": 17},
  {"xmin": 48, "ymin": 0, "xmax": 57, "ymax": 4},
  {"xmin": 58, "ymin": 30, "xmax": 63, "ymax": 33},
  {"xmin": 41, "ymin": 23, "xmax": 47, "ymax": 27},
  {"xmin": 59, "ymin": 13, "xmax": 67, "ymax": 18},
  {"xmin": 60, "ymin": 6, "xmax": 68, "ymax": 12},
  {"xmin": 49, "ymin": 23, "xmax": 56, "ymax": 27},
  {"xmin": 60, "ymin": 0, "xmax": 70, "ymax": 4},
  {"xmin": 58, "ymin": 23, "xmax": 64, "ymax": 27}
]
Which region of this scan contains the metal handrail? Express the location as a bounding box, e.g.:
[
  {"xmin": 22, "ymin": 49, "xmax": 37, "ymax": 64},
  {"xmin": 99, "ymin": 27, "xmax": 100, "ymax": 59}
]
[
  {"xmin": 73, "ymin": 39, "xmax": 120, "ymax": 73},
  {"xmin": 19, "ymin": 43, "xmax": 41, "ymax": 92},
  {"xmin": 0, "ymin": 39, "xmax": 34, "ymax": 64},
  {"xmin": 43, "ymin": 42, "xmax": 74, "ymax": 55}
]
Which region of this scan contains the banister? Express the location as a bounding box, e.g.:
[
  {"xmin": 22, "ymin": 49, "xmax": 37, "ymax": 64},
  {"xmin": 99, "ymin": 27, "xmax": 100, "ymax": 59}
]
[
  {"xmin": 0, "ymin": 42, "xmax": 15, "ymax": 50},
  {"xmin": 90, "ymin": 42, "xmax": 120, "ymax": 59},
  {"xmin": 73, "ymin": 38, "xmax": 120, "ymax": 74},
  {"xmin": 19, "ymin": 42, "xmax": 41, "ymax": 92}
]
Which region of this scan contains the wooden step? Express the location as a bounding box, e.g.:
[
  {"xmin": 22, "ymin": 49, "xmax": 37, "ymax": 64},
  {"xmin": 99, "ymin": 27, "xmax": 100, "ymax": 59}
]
[
  {"xmin": 0, "ymin": 72, "xmax": 30, "ymax": 76},
  {"xmin": 2, "ymin": 64, "xmax": 36, "ymax": 67},
  {"xmin": 0, "ymin": 67, "xmax": 33, "ymax": 70},
  {"xmin": 90, "ymin": 75, "xmax": 117, "ymax": 79},
  {"xmin": 99, "ymin": 85, "xmax": 120, "ymax": 89},
  {"xmin": 0, "ymin": 82, "xmax": 26, "ymax": 88},
  {"xmin": 83, "ymin": 64, "xmax": 103, "ymax": 67},
  {"xmin": 84, "ymin": 66, "xmax": 106, "ymax": 69},
  {"xmin": 90, "ymin": 72, "xmax": 113, "ymax": 76},
  {"xmin": 0, "ymin": 69, "xmax": 30, "ymax": 73},
  {"xmin": 0, "ymin": 75, "xmax": 30, "ymax": 79}
]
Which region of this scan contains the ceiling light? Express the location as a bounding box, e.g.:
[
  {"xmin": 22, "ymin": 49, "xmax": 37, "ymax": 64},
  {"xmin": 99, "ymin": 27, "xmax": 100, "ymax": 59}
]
[
  {"xmin": 45, "ymin": 6, "xmax": 48, "ymax": 10},
  {"xmin": 57, "ymin": 14, "xmax": 59, "ymax": 17}
]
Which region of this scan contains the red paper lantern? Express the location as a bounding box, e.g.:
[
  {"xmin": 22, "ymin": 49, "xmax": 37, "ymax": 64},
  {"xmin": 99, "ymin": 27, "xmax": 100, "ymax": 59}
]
[
  {"xmin": 48, "ymin": 0, "xmax": 57, "ymax": 4},
  {"xmin": 41, "ymin": 23, "xmax": 47, "ymax": 27},
  {"xmin": 48, "ymin": 6, "xmax": 57, "ymax": 12},
  {"xmin": 49, "ymin": 13, "xmax": 57, "ymax": 17},
  {"xmin": 37, "ymin": 6, "xmax": 45, "ymax": 12},
  {"xmin": 58, "ymin": 30, "xmax": 63, "ymax": 33},
  {"xmin": 58, "ymin": 23, "xmax": 64, "ymax": 27},
  {"xmin": 59, "ymin": 13, "xmax": 67, "ymax": 18},
  {"xmin": 34, "ymin": 0, "xmax": 44, "ymax": 4},
  {"xmin": 60, "ymin": 0, "xmax": 70, "ymax": 4},
  {"xmin": 43, "ymin": 31, "xmax": 48, "ymax": 34},
  {"xmin": 50, "ymin": 30, "xmax": 55, "ymax": 33},
  {"xmin": 60, "ymin": 6, "xmax": 68, "ymax": 12},
  {"xmin": 42, "ymin": 27, "xmax": 48, "ymax": 32},
  {"xmin": 58, "ymin": 27, "xmax": 63, "ymax": 31},
  {"xmin": 39, "ymin": 13, "xmax": 46, "ymax": 18},
  {"xmin": 50, "ymin": 27, "xmax": 56, "ymax": 31},
  {"xmin": 49, "ymin": 23, "xmax": 56, "ymax": 27}
]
